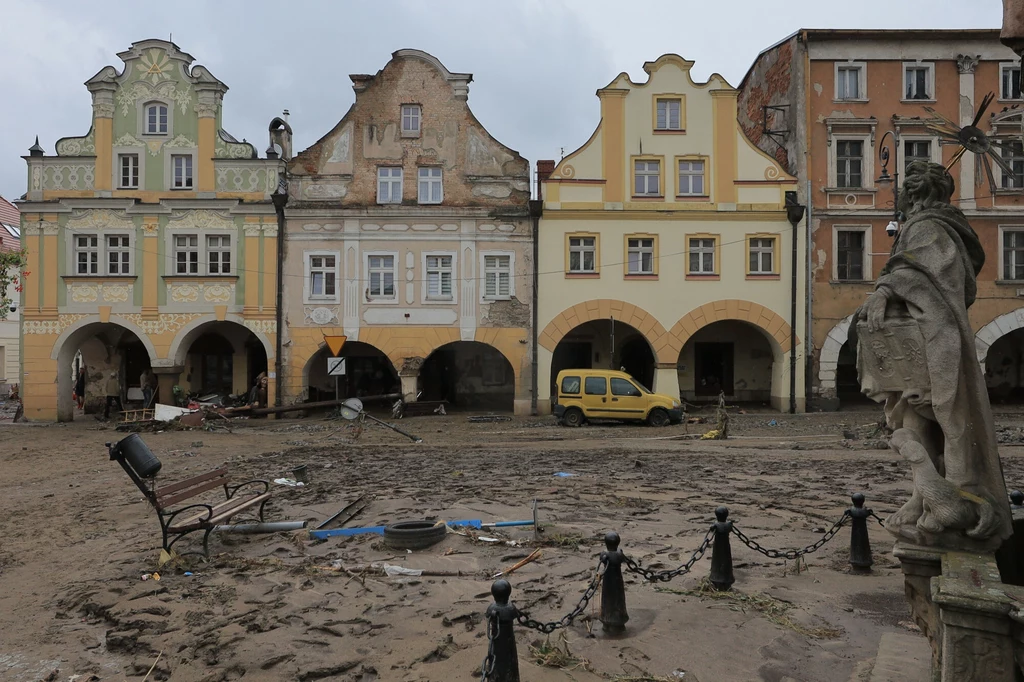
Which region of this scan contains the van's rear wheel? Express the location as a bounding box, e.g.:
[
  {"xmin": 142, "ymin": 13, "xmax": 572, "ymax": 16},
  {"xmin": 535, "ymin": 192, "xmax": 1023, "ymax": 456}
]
[
  {"xmin": 562, "ymin": 407, "xmax": 584, "ymax": 427},
  {"xmin": 646, "ymin": 408, "xmax": 670, "ymax": 427}
]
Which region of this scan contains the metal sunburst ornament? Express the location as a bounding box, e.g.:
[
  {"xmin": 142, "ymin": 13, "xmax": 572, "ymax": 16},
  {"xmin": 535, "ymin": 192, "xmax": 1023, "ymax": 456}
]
[{"xmin": 923, "ymin": 92, "xmax": 1022, "ymax": 189}]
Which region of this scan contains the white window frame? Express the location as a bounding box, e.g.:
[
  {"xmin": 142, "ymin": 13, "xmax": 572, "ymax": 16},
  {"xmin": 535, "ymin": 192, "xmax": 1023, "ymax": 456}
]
[
  {"xmin": 377, "ymin": 167, "xmax": 403, "ymax": 204},
  {"xmin": 422, "ymin": 251, "xmax": 457, "ymax": 304},
  {"xmin": 749, "ymin": 237, "xmax": 776, "ymax": 274},
  {"xmin": 1000, "ymin": 140, "xmax": 1024, "ymax": 189},
  {"xmin": 206, "ymin": 234, "xmax": 232, "ymax": 275},
  {"xmin": 627, "ymin": 237, "xmax": 655, "ymax": 275},
  {"xmin": 106, "ymin": 233, "xmax": 133, "ymax": 276},
  {"xmin": 171, "ymin": 154, "xmax": 194, "ymax": 189},
  {"xmin": 634, "ymin": 160, "xmax": 661, "ymax": 196},
  {"xmin": 364, "ymin": 251, "xmax": 398, "ymax": 303},
  {"xmin": 1002, "ymin": 62, "xmax": 1023, "ymax": 101},
  {"xmin": 118, "ymin": 153, "xmax": 140, "ymax": 189},
  {"xmin": 999, "ymin": 226, "xmax": 1024, "ymax": 281},
  {"xmin": 827, "ymin": 134, "xmax": 873, "ymax": 190},
  {"xmin": 902, "ymin": 61, "xmax": 935, "ymax": 102},
  {"xmin": 140, "ymin": 100, "xmax": 171, "ymax": 137},
  {"xmin": 688, "ymin": 238, "xmax": 716, "ymax": 274},
  {"xmin": 69, "ymin": 229, "xmax": 136, "ymax": 277},
  {"xmin": 480, "ymin": 251, "xmax": 515, "ymax": 301},
  {"xmin": 401, "ymin": 104, "xmax": 421, "ymax": 137},
  {"xmin": 303, "ymin": 250, "xmax": 341, "ymax": 303},
  {"xmin": 655, "ymin": 98, "xmax": 682, "ymax": 130},
  {"xmin": 173, "ymin": 234, "xmax": 200, "ymax": 275},
  {"xmin": 73, "ymin": 234, "xmax": 100, "ymax": 276},
  {"xmin": 417, "ymin": 167, "xmax": 443, "ymax": 204},
  {"xmin": 568, "ymin": 236, "xmax": 597, "ymax": 273},
  {"xmin": 834, "ymin": 61, "xmax": 867, "ymax": 101},
  {"xmin": 112, "ymin": 142, "xmax": 145, "ymax": 190},
  {"xmin": 832, "ymin": 224, "xmax": 872, "ymax": 282},
  {"xmin": 164, "ymin": 228, "xmax": 239, "ymax": 278},
  {"xmin": 677, "ymin": 159, "xmax": 706, "ymax": 196},
  {"xmin": 900, "ymin": 135, "xmax": 941, "ymax": 184}
]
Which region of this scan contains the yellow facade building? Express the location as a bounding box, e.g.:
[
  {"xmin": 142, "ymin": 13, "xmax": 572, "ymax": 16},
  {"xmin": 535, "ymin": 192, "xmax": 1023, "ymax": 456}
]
[
  {"xmin": 537, "ymin": 55, "xmax": 806, "ymax": 413},
  {"xmin": 18, "ymin": 40, "xmax": 285, "ymax": 421}
]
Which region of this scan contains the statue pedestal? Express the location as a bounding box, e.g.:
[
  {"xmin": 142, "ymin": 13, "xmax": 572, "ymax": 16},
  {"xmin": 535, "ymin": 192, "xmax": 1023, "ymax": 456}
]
[{"xmin": 895, "ymin": 542, "xmax": 1024, "ymax": 681}]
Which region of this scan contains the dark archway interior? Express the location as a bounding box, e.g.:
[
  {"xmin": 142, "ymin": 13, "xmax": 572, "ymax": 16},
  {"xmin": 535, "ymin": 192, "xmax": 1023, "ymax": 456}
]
[
  {"xmin": 836, "ymin": 339, "xmax": 871, "ymax": 405},
  {"xmin": 306, "ymin": 341, "xmax": 399, "ymax": 402},
  {"xmin": 677, "ymin": 320, "xmax": 775, "ymax": 404},
  {"xmin": 59, "ymin": 323, "xmax": 150, "ymax": 421},
  {"xmin": 419, "ymin": 341, "xmax": 514, "ymax": 411},
  {"xmin": 986, "ymin": 328, "xmax": 1024, "ymax": 404},
  {"xmin": 550, "ymin": 320, "xmax": 656, "ymax": 397}
]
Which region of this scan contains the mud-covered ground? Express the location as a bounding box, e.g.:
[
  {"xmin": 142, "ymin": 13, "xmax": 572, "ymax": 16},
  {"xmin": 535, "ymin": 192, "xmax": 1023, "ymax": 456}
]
[{"xmin": 3, "ymin": 406, "xmax": 1024, "ymax": 681}]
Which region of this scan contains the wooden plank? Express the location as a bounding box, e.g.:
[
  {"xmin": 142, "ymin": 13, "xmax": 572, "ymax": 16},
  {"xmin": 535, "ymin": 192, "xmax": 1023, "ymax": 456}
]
[
  {"xmin": 208, "ymin": 493, "xmax": 271, "ymax": 525},
  {"xmin": 157, "ymin": 478, "xmax": 229, "ymax": 509},
  {"xmin": 248, "ymin": 393, "xmax": 401, "ymax": 416},
  {"xmin": 155, "ymin": 468, "xmax": 229, "ymax": 498},
  {"xmin": 171, "ymin": 492, "xmax": 271, "ymax": 530}
]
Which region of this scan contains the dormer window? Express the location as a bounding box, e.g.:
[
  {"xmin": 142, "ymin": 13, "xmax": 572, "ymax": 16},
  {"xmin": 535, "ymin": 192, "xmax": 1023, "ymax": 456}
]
[
  {"xmin": 401, "ymin": 105, "xmax": 421, "ymax": 137},
  {"xmin": 145, "ymin": 103, "xmax": 168, "ymax": 135}
]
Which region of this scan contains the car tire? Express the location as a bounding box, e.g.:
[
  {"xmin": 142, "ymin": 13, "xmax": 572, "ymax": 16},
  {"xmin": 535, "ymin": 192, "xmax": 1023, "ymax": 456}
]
[
  {"xmin": 561, "ymin": 407, "xmax": 584, "ymax": 427},
  {"xmin": 383, "ymin": 520, "xmax": 448, "ymax": 550},
  {"xmin": 646, "ymin": 408, "xmax": 670, "ymax": 427}
]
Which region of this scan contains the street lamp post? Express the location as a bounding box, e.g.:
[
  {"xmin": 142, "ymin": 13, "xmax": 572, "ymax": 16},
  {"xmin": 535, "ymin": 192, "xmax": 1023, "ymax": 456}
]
[
  {"xmin": 876, "ymin": 129, "xmax": 903, "ymax": 237},
  {"xmin": 785, "ymin": 191, "xmax": 805, "ymax": 415}
]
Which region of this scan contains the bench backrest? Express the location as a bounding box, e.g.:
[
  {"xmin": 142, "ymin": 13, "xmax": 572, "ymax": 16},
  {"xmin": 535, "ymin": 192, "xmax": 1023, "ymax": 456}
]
[{"xmin": 153, "ymin": 468, "xmax": 231, "ymax": 511}]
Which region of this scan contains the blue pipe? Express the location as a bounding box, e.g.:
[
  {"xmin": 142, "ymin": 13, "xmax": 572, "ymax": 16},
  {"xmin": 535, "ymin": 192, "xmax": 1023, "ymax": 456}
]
[{"xmin": 309, "ymin": 518, "xmax": 534, "ymax": 540}]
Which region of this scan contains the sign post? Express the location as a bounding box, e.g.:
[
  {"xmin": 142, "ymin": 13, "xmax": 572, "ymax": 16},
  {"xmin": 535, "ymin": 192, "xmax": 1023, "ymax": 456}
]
[{"xmin": 324, "ymin": 335, "xmax": 347, "ymax": 401}]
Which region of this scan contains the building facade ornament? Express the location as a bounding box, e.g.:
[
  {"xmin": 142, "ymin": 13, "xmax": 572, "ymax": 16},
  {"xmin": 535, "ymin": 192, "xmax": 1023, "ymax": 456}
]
[{"xmin": 956, "ymin": 54, "xmax": 980, "ymax": 75}]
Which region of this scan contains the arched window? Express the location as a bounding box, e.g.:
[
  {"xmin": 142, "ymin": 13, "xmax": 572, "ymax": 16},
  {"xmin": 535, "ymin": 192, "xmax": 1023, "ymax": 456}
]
[{"xmin": 145, "ymin": 102, "xmax": 168, "ymax": 135}]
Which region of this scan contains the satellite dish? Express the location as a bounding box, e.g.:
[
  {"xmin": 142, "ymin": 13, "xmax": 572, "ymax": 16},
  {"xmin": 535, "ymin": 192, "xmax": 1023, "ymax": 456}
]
[{"xmin": 340, "ymin": 398, "xmax": 363, "ymax": 421}]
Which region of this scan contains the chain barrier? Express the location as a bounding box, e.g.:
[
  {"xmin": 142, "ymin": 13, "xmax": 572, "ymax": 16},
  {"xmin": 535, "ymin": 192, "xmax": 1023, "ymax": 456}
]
[
  {"xmin": 731, "ymin": 511, "xmax": 850, "ymax": 560},
  {"xmin": 515, "ymin": 557, "xmax": 607, "ymax": 634},
  {"xmin": 869, "ymin": 511, "xmax": 886, "ymax": 527},
  {"xmin": 621, "ymin": 526, "xmax": 716, "ymax": 582},
  {"xmin": 479, "ymin": 613, "xmax": 498, "ymax": 681}
]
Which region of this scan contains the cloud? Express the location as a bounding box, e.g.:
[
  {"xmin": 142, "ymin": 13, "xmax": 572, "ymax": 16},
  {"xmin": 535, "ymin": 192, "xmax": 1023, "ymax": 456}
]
[{"xmin": 0, "ymin": 0, "xmax": 1004, "ymax": 200}]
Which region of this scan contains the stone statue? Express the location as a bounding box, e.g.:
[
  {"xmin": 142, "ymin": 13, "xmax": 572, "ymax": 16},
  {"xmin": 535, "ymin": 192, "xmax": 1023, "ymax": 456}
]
[{"xmin": 855, "ymin": 160, "xmax": 1012, "ymax": 551}]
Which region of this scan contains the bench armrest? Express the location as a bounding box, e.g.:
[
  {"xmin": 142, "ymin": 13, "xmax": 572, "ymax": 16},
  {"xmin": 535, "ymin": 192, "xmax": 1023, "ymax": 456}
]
[
  {"xmin": 162, "ymin": 503, "xmax": 214, "ymax": 528},
  {"xmin": 225, "ymin": 479, "xmax": 270, "ymax": 499}
]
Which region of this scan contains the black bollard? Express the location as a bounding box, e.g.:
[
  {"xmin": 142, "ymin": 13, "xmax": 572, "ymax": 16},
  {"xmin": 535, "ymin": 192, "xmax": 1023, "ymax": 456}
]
[
  {"xmin": 483, "ymin": 579, "xmax": 520, "ymax": 682},
  {"xmin": 599, "ymin": 531, "xmax": 629, "ymax": 632},
  {"xmin": 848, "ymin": 493, "xmax": 873, "ymax": 573},
  {"xmin": 1011, "ymin": 490, "xmax": 1024, "ymax": 508},
  {"xmin": 709, "ymin": 506, "xmax": 735, "ymax": 591}
]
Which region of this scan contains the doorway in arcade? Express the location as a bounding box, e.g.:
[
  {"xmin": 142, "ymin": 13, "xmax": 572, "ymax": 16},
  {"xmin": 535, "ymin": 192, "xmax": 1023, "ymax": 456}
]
[
  {"xmin": 175, "ymin": 322, "xmax": 268, "ymax": 401},
  {"xmin": 678, "ymin": 320, "xmax": 775, "ymax": 406},
  {"xmin": 304, "ymin": 342, "xmax": 400, "ymax": 402},
  {"xmin": 549, "ymin": 319, "xmax": 656, "ymax": 398}
]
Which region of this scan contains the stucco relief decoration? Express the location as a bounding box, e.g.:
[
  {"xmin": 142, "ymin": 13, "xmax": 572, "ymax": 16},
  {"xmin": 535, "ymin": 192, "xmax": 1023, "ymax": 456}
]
[
  {"xmin": 43, "ymin": 164, "xmax": 96, "ymax": 191},
  {"xmin": 66, "ymin": 209, "xmax": 135, "ymax": 231},
  {"xmin": 244, "ymin": 319, "xmax": 277, "ymax": 334},
  {"xmin": 216, "ymin": 166, "xmax": 272, "ymax": 193},
  {"xmin": 40, "ymin": 222, "xmax": 60, "ymax": 236},
  {"xmin": 114, "ymin": 133, "xmax": 144, "ymax": 148},
  {"xmin": 167, "ymin": 210, "xmax": 235, "ymax": 230},
  {"xmin": 70, "ymin": 282, "xmax": 132, "ymax": 304},
  {"xmin": 328, "ymin": 129, "xmax": 351, "ymax": 163},
  {"xmin": 163, "ymin": 134, "xmax": 196, "ymax": 149},
  {"xmin": 169, "ymin": 284, "xmax": 199, "ymax": 303},
  {"xmin": 303, "ymin": 182, "xmax": 348, "ymax": 200},
  {"xmin": 23, "ymin": 314, "xmax": 88, "ymax": 335},
  {"xmin": 557, "ymin": 164, "xmax": 576, "ymax": 179},
  {"xmin": 203, "ymin": 284, "xmax": 232, "ymax": 303},
  {"xmin": 305, "ymin": 307, "xmax": 339, "ymax": 325},
  {"xmin": 56, "ymin": 128, "xmax": 96, "ymax": 156},
  {"xmin": 70, "ymin": 284, "xmax": 99, "ymax": 303},
  {"xmin": 31, "ymin": 166, "xmax": 41, "ymax": 191},
  {"xmin": 121, "ymin": 312, "xmax": 201, "ymax": 336},
  {"xmin": 102, "ymin": 284, "xmax": 132, "ymax": 303},
  {"xmin": 764, "ymin": 166, "xmax": 782, "ymax": 180},
  {"xmin": 244, "ymin": 224, "xmax": 262, "ymax": 237},
  {"xmin": 117, "ymin": 80, "xmax": 192, "ymax": 117},
  {"xmin": 956, "ymin": 54, "xmax": 980, "ymax": 75},
  {"xmin": 215, "ymin": 133, "xmax": 254, "ymax": 159}
]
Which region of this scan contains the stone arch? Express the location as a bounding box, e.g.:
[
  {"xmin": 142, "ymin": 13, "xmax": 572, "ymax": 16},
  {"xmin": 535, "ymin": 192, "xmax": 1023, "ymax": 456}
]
[
  {"xmin": 539, "ymin": 300, "xmax": 674, "ymax": 364},
  {"xmin": 667, "ymin": 300, "xmax": 800, "ymax": 361},
  {"xmin": 50, "ymin": 314, "xmax": 159, "ymax": 363},
  {"xmin": 166, "ymin": 314, "xmax": 275, "ymax": 367},
  {"xmin": 817, "ymin": 314, "xmax": 856, "ymax": 396},
  {"xmin": 975, "ymin": 307, "xmax": 1024, "ymax": 373}
]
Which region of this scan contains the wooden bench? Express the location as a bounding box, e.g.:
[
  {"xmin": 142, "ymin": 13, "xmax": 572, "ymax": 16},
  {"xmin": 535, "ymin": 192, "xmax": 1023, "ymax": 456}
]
[{"xmin": 113, "ymin": 455, "xmax": 272, "ymax": 557}]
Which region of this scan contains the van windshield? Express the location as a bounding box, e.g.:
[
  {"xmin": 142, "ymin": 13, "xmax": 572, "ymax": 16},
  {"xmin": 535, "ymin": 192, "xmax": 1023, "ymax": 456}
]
[{"xmin": 629, "ymin": 376, "xmax": 652, "ymax": 393}]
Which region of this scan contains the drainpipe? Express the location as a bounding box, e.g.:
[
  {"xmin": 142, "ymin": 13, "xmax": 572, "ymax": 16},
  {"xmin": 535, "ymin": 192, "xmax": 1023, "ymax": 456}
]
[
  {"xmin": 529, "ymin": 198, "xmax": 541, "ymax": 416},
  {"xmin": 805, "ymin": 178, "xmax": 813, "ymax": 407},
  {"xmin": 271, "ymin": 173, "xmax": 288, "ymax": 408},
  {"xmin": 785, "ymin": 191, "xmax": 805, "ymax": 415}
]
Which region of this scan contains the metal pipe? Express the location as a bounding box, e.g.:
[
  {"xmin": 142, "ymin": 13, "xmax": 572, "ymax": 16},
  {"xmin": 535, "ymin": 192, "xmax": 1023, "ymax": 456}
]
[
  {"xmin": 272, "ymin": 181, "xmax": 288, "ymax": 409},
  {"xmin": 805, "ymin": 178, "xmax": 813, "ymax": 409},
  {"xmin": 530, "ymin": 198, "xmax": 542, "ymax": 416},
  {"xmin": 790, "ymin": 221, "xmax": 798, "ymax": 415},
  {"xmin": 213, "ymin": 520, "xmax": 308, "ymax": 534}
]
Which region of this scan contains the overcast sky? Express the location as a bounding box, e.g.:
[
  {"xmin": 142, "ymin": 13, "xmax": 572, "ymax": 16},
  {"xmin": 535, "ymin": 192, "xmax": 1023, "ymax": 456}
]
[{"xmin": 0, "ymin": 0, "xmax": 1005, "ymax": 202}]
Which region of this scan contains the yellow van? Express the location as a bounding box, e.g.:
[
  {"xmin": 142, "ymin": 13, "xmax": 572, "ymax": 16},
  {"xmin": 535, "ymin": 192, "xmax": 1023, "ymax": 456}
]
[{"xmin": 553, "ymin": 369, "xmax": 682, "ymax": 427}]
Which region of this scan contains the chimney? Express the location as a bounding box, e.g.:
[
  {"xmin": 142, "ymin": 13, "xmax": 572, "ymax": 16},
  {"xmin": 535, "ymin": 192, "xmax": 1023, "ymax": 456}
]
[{"xmin": 536, "ymin": 160, "xmax": 556, "ymax": 200}]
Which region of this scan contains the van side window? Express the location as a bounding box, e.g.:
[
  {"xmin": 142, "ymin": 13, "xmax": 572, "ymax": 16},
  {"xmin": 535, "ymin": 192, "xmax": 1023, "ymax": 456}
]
[
  {"xmin": 610, "ymin": 378, "xmax": 641, "ymax": 397},
  {"xmin": 561, "ymin": 376, "xmax": 581, "ymax": 394},
  {"xmin": 584, "ymin": 377, "xmax": 607, "ymax": 395}
]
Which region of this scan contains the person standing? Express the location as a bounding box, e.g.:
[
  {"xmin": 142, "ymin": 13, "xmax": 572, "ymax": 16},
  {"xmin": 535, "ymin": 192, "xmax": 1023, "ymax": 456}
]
[
  {"xmin": 103, "ymin": 369, "xmax": 123, "ymax": 419},
  {"xmin": 140, "ymin": 368, "xmax": 154, "ymax": 409},
  {"xmin": 74, "ymin": 367, "xmax": 86, "ymax": 410}
]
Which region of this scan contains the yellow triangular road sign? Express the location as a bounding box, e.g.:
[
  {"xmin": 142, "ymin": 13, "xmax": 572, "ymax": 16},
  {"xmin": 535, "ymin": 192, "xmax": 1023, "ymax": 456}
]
[{"xmin": 325, "ymin": 335, "xmax": 347, "ymax": 357}]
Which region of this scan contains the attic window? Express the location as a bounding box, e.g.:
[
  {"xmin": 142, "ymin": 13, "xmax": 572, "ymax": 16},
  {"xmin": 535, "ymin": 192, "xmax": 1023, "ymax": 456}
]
[
  {"xmin": 145, "ymin": 103, "xmax": 168, "ymax": 135},
  {"xmin": 401, "ymin": 105, "xmax": 421, "ymax": 137}
]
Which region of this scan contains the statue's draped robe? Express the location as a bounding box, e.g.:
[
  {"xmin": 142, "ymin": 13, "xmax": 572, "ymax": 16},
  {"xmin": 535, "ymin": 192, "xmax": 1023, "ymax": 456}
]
[{"xmin": 857, "ymin": 206, "xmax": 1012, "ymax": 542}]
